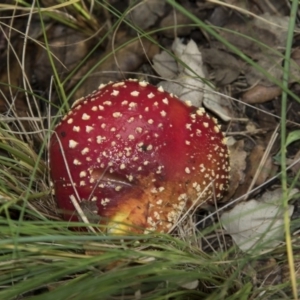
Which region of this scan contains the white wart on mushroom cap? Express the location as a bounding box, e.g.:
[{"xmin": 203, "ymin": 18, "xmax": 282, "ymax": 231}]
[{"xmin": 49, "ymin": 79, "xmax": 230, "ymax": 234}]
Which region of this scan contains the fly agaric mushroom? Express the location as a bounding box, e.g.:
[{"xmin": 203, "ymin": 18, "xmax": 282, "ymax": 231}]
[{"xmin": 49, "ymin": 79, "xmax": 230, "ymax": 234}]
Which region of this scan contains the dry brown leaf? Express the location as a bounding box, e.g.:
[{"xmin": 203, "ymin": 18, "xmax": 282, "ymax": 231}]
[
  {"xmin": 254, "ymin": 149, "xmax": 274, "ymax": 187},
  {"xmin": 222, "ymin": 138, "xmax": 247, "ymax": 202},
  {"xmin": 234, "ymin": 144, "xmax": 275, "ymax": 198},
  {"xmin": 247, "ymin": 144, "xmax": 266, "ymax": 185},
  {"xmin": 242, "ymin": 84, "xmax": 282, "ymax": 104}
]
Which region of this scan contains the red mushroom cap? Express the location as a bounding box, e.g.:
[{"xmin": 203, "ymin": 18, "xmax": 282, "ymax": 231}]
[{"xmin": 49, "ymin": 79, "xmax": 230, "ymax": 234}]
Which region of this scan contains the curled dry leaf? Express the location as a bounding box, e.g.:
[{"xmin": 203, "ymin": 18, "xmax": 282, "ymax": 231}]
[
  {"xmin": 258, "ymin": 160, "xmax": 276, "ymax": 188},
  {"xmin": 156, "ymin": 38, "xmax": 206, "ymax": 108},
  {"xmin": 234, "ymin": 144, "xmax": 277, "ymax": 199},
  {"xmin": 202, "ymin": 86, "xmax": 233, "ymax": 122},
  {"xmin": 222, "ymin": 138, "xmax": 247, "ymax": 202},
  {"xmin": 221, "ymin": 188, "xmax": 297, "ymax": 253},
  {"xmin": 242, "ymin": 84, "xmax": 282, "ymax": 104},
  {"xmin": 250, "ymin": 145, "xmax": 274, "ymax": 187}
]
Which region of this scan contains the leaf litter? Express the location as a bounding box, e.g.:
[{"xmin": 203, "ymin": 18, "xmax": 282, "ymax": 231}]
[{"xmin": 1, "ymin": 0, "xmax": 300, "ymax": 298}]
